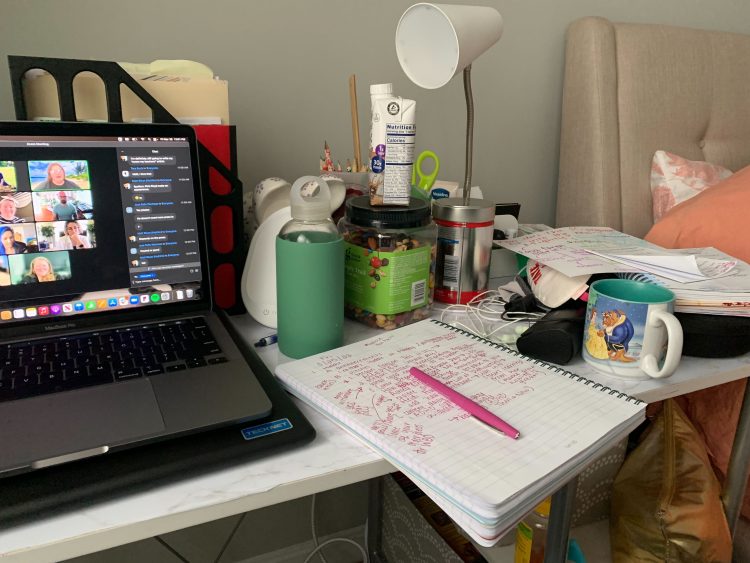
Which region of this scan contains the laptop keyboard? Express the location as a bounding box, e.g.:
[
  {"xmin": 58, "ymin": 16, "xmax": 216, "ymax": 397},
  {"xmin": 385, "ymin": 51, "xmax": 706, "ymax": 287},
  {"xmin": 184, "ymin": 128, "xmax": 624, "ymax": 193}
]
[{"xmin": 0, "ymin": 317, "xmax": 226, "ymax": 402}]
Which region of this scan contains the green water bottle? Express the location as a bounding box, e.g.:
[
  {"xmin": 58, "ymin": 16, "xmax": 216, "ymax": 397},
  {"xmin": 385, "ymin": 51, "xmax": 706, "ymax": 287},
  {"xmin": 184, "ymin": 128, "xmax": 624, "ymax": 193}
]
[{"xmin": 276, "ymin": 176, "xmax": 344, "ymax": 358}]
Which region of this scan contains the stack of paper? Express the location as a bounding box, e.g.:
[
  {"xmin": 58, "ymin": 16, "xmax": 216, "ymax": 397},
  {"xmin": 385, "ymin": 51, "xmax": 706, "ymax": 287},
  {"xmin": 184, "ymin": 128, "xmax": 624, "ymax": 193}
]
[
  {"xmin": 276, "ymin": 320, "xmax": 645, "ymax": 546},
  {"xmin": 621, "ymin": 248, "xmax": 750, "ymax": 317},
  {"xmin": 500, "ymin": 227, "xmax": 750, "ymax": 316},
  {"xmin": 586, "ymin": 248, "xmax": 736, "ymax": 283}
]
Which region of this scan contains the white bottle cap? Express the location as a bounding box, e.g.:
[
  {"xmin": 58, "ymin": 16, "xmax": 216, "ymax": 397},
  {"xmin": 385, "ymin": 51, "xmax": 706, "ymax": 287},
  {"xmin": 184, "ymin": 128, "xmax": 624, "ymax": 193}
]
[
  {"xmin": 290, "ymin": 176, "xmax": 332, "ymax": 221},
  {"xmin": 370, "ymin": 83, "xmax": 393, "ymax": 96}
]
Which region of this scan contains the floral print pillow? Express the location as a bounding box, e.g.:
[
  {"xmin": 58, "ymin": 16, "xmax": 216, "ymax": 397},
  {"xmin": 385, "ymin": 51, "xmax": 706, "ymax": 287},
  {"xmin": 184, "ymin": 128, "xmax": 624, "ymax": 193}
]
[{"xmin": 650, "ymin": 150, "xmax": 733, "ymax": 223}]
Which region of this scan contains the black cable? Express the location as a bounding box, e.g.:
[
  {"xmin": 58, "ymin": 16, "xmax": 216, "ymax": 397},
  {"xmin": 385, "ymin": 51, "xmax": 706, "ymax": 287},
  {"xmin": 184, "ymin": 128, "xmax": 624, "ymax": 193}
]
[
  {"xmin": 155, "ymin": 536, "xmax": 190, "ymax": 563},
  {"xmin": 214, "ymin": 511, "xmax": 247, "ymax": 563}
]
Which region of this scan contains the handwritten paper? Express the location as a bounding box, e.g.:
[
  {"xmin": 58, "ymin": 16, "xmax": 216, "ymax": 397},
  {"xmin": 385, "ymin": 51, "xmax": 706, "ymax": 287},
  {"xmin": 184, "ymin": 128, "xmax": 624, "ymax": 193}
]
[
  {"xmin": 500, "ymin": 226, "xmax": 737, "ymax": 281},
  {"xmin": 276, "ymin": 320, "xmax": 644, "ymax": 530},
  {"xmin": 620, "ymin": 248, "xmax": 750, "ymax": 316},
  {"xmin": 309, "ymin": 329, "xmax": 539, "ymax": 459},
  {"xmin": 654, "ymin": 248, "xmax": 750, "ymax": 292},
  {"xmin": 499, "ymin": 226, "xmax": 650, "ymax": 276},
  {"xmin": 586, "ymin": 247, "xmax": 737, "ymax": 283}
]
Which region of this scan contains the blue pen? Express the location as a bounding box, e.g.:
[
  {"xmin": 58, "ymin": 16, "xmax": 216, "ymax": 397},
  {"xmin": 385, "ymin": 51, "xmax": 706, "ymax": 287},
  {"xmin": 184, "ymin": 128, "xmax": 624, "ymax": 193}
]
[{"xmin": 254, "ymin": 334, "xmax": 278, "ymax": 347}]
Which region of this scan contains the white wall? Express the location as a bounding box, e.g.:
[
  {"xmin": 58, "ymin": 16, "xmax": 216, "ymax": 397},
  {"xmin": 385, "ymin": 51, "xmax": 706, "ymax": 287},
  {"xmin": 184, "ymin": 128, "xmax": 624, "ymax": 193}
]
[{"xmin": 3, "ymin": 1, "xmax": 750, "ymax": 225}]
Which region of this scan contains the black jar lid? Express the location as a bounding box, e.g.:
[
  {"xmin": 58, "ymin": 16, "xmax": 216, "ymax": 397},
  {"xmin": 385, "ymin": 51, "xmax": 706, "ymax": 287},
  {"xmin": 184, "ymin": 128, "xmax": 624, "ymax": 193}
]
[{"xmin": 345, "ymin": 196, "xmax": 432, "ymax": 229}]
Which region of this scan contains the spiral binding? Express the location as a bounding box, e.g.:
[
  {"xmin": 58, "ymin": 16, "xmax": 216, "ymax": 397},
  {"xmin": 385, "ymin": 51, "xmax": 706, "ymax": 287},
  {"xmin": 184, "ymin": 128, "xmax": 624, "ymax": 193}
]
[
  {"xmin": 616, "ymin": 271, "xmax": 661, "ymax": 285},
  {"xmin": 430, "ymin": 319, "xmax": 645, "ymax": 406}
]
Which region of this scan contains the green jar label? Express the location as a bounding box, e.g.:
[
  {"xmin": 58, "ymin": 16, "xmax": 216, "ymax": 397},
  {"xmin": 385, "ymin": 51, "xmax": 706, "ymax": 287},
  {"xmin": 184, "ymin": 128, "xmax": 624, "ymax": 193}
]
[{"xmin": 344, "ymin": 242, "xmax": 431, "ymax": 314}]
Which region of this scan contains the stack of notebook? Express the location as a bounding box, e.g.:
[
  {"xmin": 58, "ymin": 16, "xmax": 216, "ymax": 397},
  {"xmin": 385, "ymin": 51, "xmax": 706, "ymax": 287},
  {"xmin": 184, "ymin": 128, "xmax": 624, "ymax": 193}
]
[
  {"xmin": 620, "ymin": 248, "xmax": 750, "ymax": 317},
  {"xmin": 275, "ymin": 320, "xmax": 645, "ymax": 546},
  {"xmin": 502, "ymin": 226, "xmax": 750, "ymax": 317}
]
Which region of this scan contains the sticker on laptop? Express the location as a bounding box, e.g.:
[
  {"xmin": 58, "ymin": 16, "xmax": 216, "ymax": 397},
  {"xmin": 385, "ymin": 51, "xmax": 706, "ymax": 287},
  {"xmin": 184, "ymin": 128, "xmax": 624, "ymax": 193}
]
[{"xmin": 241, "ymin": 418, "xmax": 293, "ymax": 441}]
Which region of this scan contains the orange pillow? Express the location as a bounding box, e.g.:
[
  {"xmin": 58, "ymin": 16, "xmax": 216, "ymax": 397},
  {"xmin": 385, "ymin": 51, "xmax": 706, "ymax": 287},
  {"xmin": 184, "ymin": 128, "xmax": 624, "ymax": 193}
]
[{"xmin": 645, "ymin": 163, "xmax": 750, "ymax": 262}]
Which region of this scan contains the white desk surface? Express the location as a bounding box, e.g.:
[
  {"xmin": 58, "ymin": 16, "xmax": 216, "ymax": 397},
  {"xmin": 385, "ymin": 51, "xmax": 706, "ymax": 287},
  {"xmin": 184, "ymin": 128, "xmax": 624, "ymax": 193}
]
[
  {"xmin": 565, "ymin": 351, "xmax": 750, "ymax": 404},
  {"xmin": 0, "ymin": 315, "xmax": 393, "ymax": 563},
  {"xmin": 1, "ymin": 313, "xmax": 748, "ymax": 562}
]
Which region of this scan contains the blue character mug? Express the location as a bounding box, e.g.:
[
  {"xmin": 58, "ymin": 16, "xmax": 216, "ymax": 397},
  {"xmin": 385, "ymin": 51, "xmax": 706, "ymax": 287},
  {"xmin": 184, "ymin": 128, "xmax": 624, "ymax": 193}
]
[{"xmin": 582, "ymin": 279, "xmax": 683, "ymax": 379}]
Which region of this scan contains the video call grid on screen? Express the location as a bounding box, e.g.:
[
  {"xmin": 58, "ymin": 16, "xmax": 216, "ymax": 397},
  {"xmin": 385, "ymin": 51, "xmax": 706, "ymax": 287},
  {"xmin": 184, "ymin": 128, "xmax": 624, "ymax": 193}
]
[{"xmin": 0, "ymin": 134, "xmax": 203, "ymax": 322}]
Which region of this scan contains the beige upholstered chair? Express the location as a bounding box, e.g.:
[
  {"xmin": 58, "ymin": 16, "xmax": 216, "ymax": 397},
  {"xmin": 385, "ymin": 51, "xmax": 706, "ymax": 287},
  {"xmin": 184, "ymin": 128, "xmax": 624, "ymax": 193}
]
[
  {"xmin": 555, "ymin": 16, "xmax": 750, "ymax": 558},
  {"xmin": 556, "ymin": 16, "xmax": 750, "ymax": 238}
]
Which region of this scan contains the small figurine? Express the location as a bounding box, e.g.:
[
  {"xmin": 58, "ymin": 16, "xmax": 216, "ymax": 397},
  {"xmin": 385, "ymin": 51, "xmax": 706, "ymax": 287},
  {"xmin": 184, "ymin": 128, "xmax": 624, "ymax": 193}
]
[{"xmin": 321, "ymin": 141, "xmax": 335, "ymax": 172}]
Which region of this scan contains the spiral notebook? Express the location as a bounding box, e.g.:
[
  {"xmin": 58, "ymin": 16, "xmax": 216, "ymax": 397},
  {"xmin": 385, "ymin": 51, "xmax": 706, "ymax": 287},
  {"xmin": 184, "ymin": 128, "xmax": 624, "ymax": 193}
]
[{"xmin": 275, "ymin": 319, "xmax": 646, "ymax": 545}]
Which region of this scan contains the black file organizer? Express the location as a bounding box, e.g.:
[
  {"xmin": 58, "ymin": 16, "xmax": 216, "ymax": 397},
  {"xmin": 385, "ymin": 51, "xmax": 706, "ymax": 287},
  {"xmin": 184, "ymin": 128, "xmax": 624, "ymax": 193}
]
[{"xmin": 8, "ymin": 55, "xmax": 246, "ymax": 314}]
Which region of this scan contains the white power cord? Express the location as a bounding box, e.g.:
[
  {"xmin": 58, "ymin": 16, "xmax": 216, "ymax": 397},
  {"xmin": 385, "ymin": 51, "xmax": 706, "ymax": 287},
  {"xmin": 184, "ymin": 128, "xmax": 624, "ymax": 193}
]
[
  {"xmin": 439, "ymin": 288, "xmax": 544, "ymax": 344},
  {"xmin": 303, "ymin": 538, "xmax": 368, "ymax": 563},
  {"xmin": 306, "ymin": 493, "xmax": 369, "ymax": 563}
]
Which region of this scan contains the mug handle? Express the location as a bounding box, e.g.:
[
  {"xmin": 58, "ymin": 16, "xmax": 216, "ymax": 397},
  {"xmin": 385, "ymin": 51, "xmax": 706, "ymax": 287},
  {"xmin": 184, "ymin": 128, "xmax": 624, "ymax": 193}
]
[{"xmin": 641, "ymin": 309, "xmax": 683, "ymax": 378}]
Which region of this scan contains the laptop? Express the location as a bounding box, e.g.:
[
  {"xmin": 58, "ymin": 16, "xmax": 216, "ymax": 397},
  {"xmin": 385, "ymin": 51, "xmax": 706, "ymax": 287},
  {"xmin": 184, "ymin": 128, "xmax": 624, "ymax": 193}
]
[{"xmin": 0, "ymin": 121, "xmax": 272, "ymax": 477}]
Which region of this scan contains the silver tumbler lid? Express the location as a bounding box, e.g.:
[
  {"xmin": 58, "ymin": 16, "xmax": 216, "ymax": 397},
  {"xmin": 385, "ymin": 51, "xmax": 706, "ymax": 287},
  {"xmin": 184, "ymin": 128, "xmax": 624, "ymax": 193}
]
[{"xmin": 431, "ymin": 198, "xmax": 494, "ymax": 223}]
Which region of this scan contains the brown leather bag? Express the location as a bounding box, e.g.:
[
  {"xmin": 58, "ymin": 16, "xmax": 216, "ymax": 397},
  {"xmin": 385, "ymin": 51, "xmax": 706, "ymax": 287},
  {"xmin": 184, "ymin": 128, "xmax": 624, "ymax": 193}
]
[{"xmin": 610, "ymin": 399, "xmax": 732, "ymax": 562}]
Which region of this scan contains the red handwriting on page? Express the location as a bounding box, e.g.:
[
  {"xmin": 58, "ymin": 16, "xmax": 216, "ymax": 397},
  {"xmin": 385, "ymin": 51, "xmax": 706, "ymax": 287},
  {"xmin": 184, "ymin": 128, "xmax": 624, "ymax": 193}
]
[{"xmin": 307, "ymin": 329, "xmax": 541, "ymax": 455}]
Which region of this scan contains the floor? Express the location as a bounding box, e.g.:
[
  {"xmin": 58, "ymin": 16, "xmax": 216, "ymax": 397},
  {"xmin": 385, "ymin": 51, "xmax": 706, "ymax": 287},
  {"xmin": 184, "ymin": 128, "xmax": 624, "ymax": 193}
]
[
  {"xmin": 63, "ymin": 510, "xmax": 750, "ymax": 562},
  {"xmin": 68, "ymin": 482, "xmax": 369, "ymax": 563}
]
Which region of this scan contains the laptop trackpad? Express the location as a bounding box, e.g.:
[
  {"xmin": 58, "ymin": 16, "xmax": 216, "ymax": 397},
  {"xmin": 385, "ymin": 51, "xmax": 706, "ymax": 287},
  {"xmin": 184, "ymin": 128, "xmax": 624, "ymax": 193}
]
[{"xmin": 0, "ymin": 380, "xmax": 165, "ymax": 469}]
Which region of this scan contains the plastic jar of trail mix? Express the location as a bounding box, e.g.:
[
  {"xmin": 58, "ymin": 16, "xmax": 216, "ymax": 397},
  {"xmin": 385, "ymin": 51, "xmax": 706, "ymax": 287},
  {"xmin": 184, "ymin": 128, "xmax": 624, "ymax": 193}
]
[{"xmin": 338, "ymin": 196, "xmax": 436, "ymax": 329}]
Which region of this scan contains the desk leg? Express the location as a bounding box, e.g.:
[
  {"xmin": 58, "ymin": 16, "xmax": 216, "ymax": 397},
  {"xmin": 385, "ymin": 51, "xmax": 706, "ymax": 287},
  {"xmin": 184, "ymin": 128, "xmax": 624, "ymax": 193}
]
[
  {"xmin": 722, "ymin": 380, "xmax": 750, "ymax": 536},
  {"xmin": 367, "ymin": 476, "xmax": 387, "ymax": 563},
  {"xmin": 544, "ymin": 479, "xmax": 577, "ymax": 563}
]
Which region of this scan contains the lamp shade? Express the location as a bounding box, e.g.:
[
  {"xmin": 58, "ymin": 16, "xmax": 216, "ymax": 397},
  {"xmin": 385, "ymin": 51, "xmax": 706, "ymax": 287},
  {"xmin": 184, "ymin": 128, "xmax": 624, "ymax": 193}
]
[{"xmin": 395, "ymin": 3, "xmax": 503, "ymax": 89}]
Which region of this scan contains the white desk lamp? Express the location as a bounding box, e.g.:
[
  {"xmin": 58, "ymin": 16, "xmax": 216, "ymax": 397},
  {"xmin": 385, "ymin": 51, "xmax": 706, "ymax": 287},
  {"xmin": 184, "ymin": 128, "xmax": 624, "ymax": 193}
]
[
  {"xmin": 395, "ymin": 2, "xmax": 503, "ymax": 205},
  {"xmin": 396, "ymin": 3, "xmax": 503, "ymax": 304}
]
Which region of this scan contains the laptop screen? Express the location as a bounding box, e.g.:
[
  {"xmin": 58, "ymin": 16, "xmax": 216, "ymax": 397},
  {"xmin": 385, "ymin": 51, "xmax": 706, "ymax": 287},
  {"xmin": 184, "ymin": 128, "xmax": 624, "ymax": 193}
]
[{"xmin": 0, "ymin": 123, "xmax": 207, "ymax": 326}]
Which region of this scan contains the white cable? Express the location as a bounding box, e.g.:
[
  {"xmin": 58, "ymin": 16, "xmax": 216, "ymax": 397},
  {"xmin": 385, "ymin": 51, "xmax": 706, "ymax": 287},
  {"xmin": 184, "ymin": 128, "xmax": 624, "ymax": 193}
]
[
  {"xmin": 310, "ymin": 494, "xmax": 327, "ymax": 563},
  {"xmin": 303, "ymin": 538, "xmax": 369, "ymax": 563},
  {"xmin": 439, "ymin": 288, "xmax": 544, "ymax": 344},
  {"xmin": 485, "ymin": 317, "xmax": 523, "ymax": 340},
  {"xmin": 441, "ymin": 303, "xmax": 487, "ymax": 337},
  {"xmin": 471, "ymin": 297, "xmax": 507, "ymax": 321},
  {"xmin": 308, "ymin": 493, "xmax": 369, "ymax": 563}
]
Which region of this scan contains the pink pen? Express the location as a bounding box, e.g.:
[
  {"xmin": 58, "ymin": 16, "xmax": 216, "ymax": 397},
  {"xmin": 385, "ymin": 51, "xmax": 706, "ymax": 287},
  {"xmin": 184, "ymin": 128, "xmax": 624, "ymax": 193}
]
[{"xmin": 409, "ymin": 367, "xmax": 521, "ymax": 439}]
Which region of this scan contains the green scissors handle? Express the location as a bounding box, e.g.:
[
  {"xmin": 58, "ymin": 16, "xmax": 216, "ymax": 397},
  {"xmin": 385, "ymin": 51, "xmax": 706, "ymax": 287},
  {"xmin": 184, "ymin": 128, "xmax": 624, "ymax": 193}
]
[{"xmin": 412, "ymin": 150, "xmax": 440, "ymax": 191}]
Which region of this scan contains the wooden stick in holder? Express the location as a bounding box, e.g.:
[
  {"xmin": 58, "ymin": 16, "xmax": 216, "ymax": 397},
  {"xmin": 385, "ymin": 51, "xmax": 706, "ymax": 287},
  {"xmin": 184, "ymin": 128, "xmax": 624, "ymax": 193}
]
[{"xmin": 349, "ymin": 74, "xmax": 362, "ymax": 172}]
